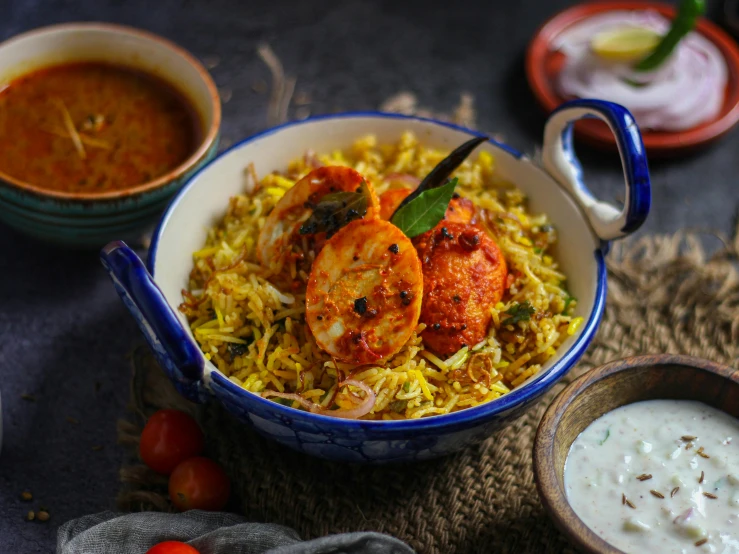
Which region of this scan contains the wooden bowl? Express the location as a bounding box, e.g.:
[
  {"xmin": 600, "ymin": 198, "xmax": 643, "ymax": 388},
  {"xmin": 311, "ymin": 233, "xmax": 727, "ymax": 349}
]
[
  {"xmin": 526, "ymin": 2, "xmax": 739, "ymax": 156},
  {"xmin": 533, "ymin": 354, "xmax": 739, "ymax": 553}
]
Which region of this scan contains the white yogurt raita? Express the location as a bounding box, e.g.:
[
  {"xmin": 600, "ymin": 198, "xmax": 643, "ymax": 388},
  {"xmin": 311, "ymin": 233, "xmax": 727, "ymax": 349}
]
[{"xmin": 564, "ymin": 400, "xmax": 739, "ymax": 553}]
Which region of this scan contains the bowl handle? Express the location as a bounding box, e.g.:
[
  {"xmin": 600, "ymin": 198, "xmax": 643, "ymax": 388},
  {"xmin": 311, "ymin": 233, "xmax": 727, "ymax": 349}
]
[
  {"xmin": 100, "ymin": 241, "xmax": 206, "ymax": 403},
  {"xmin": 542, "ymin": 99, "xmax": 651, "ymax": 241}
]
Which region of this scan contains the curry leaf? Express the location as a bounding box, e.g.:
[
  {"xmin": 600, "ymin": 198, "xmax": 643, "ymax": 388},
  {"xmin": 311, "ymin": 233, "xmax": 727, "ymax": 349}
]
[
  {"xmin": 299, "ymin": 181, "xmax": 369, "ymax": 237},
  {"xmin": 391, "ymin": 178, "xmax": 458, "ymax": 238},
  {"xmin": 389, "ymin": 400, "xmax": 407, "ymax": 413},
  {"xmin": 503, "ymin": 301, "xmax": 536, "ymax": 325},
  {"xmin": 227, "ymin": 342, "xmax": 250, "ymax": 361},
  {"xmin": 563, "ymin": 295, "xmax": 576, "ymax": 314}
]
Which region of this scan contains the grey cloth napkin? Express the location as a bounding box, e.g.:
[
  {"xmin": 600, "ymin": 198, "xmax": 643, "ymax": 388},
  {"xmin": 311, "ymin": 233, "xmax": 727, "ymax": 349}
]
[{"xmin": 57, "ymin": 511, "xmax": 415, "ymax": 554}]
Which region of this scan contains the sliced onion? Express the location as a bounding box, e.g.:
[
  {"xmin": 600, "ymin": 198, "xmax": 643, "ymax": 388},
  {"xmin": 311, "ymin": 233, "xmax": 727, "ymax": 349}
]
[
  {"xmin": 329, "ymin": 379, "xmax": 376, "ymax": 420},
  {"xmin": 261, "ymin": 378, "xmax": 376, "ymax": 420},
  {"xmin": 262, "ymin": 390, "xmax": 317, "ymax": 411},
  {"xmin": 673, "ymin": 507, "xmax": 695, "ymax": 526},
  {"xmin": 555, "ymin": 10, "xmax": 727, "ymax": 132},
  {"xmin": 383, "ymin": 173, "xmax": 421, "ymax": 188}
]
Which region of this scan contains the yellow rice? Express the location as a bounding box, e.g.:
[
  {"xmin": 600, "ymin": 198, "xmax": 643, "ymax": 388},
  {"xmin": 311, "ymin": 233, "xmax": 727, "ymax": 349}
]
[{"xmin": 179, "ymin": 132, "xmax": 580, "ymax": 420}]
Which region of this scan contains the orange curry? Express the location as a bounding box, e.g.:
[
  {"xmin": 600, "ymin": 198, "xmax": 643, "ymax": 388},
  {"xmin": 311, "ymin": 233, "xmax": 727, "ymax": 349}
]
[{"xmin": 0, "ymin": 62, "xmax": 199, "ymax": 193}]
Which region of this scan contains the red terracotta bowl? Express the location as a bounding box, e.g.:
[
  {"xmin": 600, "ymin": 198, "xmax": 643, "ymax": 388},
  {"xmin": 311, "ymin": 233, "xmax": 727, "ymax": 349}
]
[{"xmin": 526, "ymin": 1, "xmax": 739, "ymax": 156}]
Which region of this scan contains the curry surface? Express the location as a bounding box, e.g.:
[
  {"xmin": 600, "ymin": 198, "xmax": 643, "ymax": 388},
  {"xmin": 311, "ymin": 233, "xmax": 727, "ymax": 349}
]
[{"xmin": 0, "ymin": 62, "xmax": 199, "ymax": 193}]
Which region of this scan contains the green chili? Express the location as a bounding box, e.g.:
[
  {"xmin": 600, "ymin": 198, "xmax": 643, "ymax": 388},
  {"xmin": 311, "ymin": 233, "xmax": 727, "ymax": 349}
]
[{"xmin": 634, "ymin": 0, "xmax": 705, "ymax": 72}]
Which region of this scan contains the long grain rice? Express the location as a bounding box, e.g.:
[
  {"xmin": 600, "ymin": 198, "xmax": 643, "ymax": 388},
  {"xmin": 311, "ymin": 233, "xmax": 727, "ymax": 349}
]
[{"xmin": 179, "ymin": 132, "xmax": 581, "ymax": 419}]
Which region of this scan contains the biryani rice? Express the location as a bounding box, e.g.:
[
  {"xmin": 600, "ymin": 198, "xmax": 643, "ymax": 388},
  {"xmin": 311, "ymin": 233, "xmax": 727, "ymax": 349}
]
[{"xmin": 179, "ymin": 132, "xmax": 581, "ymax": 420}]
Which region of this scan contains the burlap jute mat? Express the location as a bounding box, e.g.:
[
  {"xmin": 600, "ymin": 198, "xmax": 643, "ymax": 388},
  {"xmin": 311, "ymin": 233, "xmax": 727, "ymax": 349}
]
[{"xmin": 116, "ymin": 222, "xmax": 739, "ymax": 554}]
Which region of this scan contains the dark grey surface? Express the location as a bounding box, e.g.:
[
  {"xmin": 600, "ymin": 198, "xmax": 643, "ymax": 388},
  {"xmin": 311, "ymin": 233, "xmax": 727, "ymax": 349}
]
[{"xmin": 1, "ymin": 0, "xmax": 737, "ymax": 552}]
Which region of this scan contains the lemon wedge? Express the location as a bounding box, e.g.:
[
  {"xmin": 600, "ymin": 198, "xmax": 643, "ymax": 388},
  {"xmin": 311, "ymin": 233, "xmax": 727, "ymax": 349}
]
[{"xmin": 590, "ymin": 27, "xmax": 662, "ymax": 62}]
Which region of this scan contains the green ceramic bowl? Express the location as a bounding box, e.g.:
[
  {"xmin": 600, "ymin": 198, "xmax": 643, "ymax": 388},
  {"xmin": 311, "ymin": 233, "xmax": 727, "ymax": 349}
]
[{"xmin": 0, "ymin": 23, "xmax": 221, "ymax": 248}]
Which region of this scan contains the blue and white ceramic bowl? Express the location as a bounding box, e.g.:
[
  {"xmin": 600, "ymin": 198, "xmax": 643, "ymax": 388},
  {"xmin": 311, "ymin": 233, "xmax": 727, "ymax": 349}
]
[{"xmin": 101, "ymin": 100, "xmax": 650, "ymax": 463}]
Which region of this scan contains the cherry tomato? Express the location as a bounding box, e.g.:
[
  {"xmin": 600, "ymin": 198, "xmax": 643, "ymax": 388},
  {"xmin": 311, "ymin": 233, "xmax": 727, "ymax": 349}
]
[
  {"xmin": 139, "ymin": 409, "xmax": 204, "ymax": 474},
  {"xmin": 169, "ymin": 457, "xmax": 230, "ymax": 512},
  {"xmin": 145, "ymin": 541, "xmax": 200, "ymax": 554}
]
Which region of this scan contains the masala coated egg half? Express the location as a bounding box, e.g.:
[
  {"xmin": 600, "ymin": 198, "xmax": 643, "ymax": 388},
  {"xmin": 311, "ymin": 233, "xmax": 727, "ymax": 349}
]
[
  {"xmin": 305, "ymin": 218, "xmax": 424, "ymax": 365},
  {"xmin": 414, "ymin": 221, "xmax": 507, "ymax": 355},
  {"xmin": 257, "ymin": 166, "xmax": 380, "ymax": 274}
]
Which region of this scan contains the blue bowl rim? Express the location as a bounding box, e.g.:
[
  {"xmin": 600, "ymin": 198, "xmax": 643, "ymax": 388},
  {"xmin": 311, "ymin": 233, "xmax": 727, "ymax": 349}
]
[{"xmin": 147, "ymin": 110, "xmax": 607, "ymax": 432}]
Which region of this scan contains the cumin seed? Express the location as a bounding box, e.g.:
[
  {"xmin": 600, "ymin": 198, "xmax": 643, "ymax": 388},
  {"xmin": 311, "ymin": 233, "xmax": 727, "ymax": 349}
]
[
  {"xmin": 650, "ymin": 489, "xmax": 665, "ymax": 499},
  {"xmin": 625, "ymin": 497, "xmax": 636, "ymax": 509},
  {"xmin": 622, "ymin": 493, "xmax": 626, "ymax": 505},
  {"xmin": 697, "ymin": 447, "xmax": 710, "ymax": 459},
  {"xmin": 699, "ymin": 471, "xmax": 705, "ymax": 484},
  {"xmin": 681, "ymin": 435, "xmax": 697, "ymax": 441},
  {"xmin": 703, "ymin": 492, "xmax": 717, "ymax": 499},
  {"xmin": 636, "ymin": 473, "xmax": 652, "ymax": 481},
  {"xmin": 695, "ymin": 538, "xmax": 708, "ymax": 546},
  {"xmin": 671, "ymin": 486, "xmax": 680, "ymax": 498}
]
